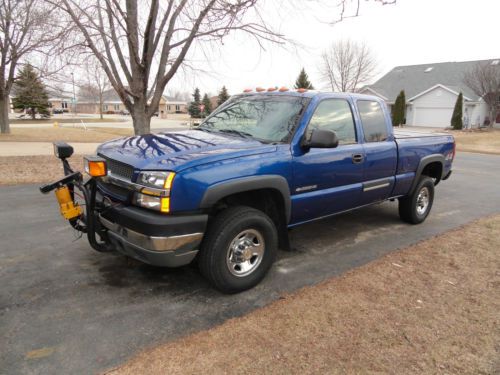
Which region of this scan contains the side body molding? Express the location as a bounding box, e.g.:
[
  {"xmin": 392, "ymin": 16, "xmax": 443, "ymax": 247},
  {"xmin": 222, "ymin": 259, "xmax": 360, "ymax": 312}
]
[
  {"xmin": 200, "ymin": 175, "xmax": 292, "ymax": 223},
  {"xmin": 409, "ymin": 154, "xmax": 445, "ymax": 194}
]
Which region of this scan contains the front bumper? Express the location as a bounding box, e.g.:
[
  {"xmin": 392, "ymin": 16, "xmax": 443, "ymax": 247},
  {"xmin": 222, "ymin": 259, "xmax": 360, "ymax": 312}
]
[{"xmin": 99, "ymin": 205, "xmax": 207, "ymax": 267}]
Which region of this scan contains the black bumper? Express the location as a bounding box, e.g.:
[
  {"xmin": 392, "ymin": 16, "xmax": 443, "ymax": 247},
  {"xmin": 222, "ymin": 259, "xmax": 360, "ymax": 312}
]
[{"xmin": 99, "ymin": 205, "xmax": 208, "ymax": 267}]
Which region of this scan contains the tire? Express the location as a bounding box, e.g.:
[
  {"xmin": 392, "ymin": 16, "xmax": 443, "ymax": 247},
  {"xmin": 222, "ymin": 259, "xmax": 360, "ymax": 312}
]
[
  {"xmin": 198, "ymin": 206, "xmax": 278, "ymax": 294},
  {"xmin": 398, "ymin": 176, "xmax": 435, "ymax": 224}
]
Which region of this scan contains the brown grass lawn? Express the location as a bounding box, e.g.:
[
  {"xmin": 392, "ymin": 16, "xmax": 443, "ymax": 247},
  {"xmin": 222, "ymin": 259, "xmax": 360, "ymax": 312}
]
[
  {"xmin": 447, "ymin": 128, "xmax": 500, "ymax": 155},
  {"xmin": 0, "ymin": 127, "xmax": 133, "ymax": 143},
  {"xmin": 108, "ymin": 215, "xmax": 500, "ymax": 375},
  {"xmin": 0, "ymin": 155, "xmax": 84, "ymax": 185}
]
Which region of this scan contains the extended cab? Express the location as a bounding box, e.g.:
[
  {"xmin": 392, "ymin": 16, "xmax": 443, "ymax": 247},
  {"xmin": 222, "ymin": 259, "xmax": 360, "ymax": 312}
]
[{"xmin": 41, "ymin": 91, "xmax": 455, "ymax": 293}]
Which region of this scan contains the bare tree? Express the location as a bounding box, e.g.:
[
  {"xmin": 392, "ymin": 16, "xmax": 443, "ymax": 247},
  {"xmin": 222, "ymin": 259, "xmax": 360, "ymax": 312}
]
[
  {"xmin": 166, "ymin": 88, "xmax": 191, "ymax": 102},
  {"xmin": 0, "ymin": 0, "xmax": 66, "ymax": 133},
  {"xmin": 332, "ymin": 0, "xmax": 396, "ymax": 23},
  {"xmin": 78, "ymin": 58, "xmax": 111, "ymax": 119},
  {"xmin": 54, "ymin": 0, "xmax": 283, "ymax": 135},
  {"xmin": 463, "ymin": 61, "xmax": 500, "ymax": 127},
  {"xmin": 319, "ymin": 39, "xmax": 377, "ymax": 93}
]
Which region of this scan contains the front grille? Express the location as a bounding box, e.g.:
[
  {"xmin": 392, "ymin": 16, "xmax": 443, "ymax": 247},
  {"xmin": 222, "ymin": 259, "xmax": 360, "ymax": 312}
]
[
  {"xmin": 100, "ymin": 155, "xmax": 135, "ymax": 181},
  {"xmin": 97, "ymin": 180, "xmax": 130, "ymax": 201}
]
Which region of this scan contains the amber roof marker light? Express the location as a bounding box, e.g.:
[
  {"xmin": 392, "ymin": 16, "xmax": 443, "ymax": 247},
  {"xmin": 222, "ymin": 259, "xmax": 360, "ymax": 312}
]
[
  {"xmin": 243, "ymin": 88, "xmax": 252, "ymax": 93},
  {"xmin": 278, "ymin": 87, "xmax": 289, "ymax": 92}
]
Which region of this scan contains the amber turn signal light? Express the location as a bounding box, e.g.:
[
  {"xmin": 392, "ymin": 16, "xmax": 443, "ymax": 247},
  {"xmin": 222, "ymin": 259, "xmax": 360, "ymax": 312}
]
[{"xmin": 84, "ymin": 156, "xmax": 107, "ymax": 177}]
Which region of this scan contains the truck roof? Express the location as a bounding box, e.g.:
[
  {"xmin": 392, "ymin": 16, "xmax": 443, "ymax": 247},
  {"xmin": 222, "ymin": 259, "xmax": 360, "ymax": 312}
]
[{"xmin": 236, "ymin": 90, "xmax": 382, "ymax": 102}]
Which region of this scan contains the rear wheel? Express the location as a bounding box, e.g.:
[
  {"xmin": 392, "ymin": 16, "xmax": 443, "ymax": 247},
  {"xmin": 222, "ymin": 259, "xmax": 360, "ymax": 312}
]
[
  {"xmin": 198, "ymin": 206, "xmax": 278, "ymax": 294},
  {"xmin": 399, "ymin": 176, "xmax": 435, "ymax": 224}
]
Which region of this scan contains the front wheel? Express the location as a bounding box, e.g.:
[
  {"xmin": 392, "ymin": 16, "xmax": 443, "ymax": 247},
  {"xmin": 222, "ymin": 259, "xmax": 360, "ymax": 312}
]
[
  {"xmin": 198, "ymin": 206, "xmax": 278, "ymax": 294},
  {"xmin": 398, "ymin": 176, "xmax": 435, "ymax": 224}
]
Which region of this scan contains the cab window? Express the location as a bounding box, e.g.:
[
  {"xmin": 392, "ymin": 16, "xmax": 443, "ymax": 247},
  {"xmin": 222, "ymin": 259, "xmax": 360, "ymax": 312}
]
[
  {"xmin": 357, "ymin": 100, "xmax": 388, "ymax": 142},
  {"xmin": 308, "ymin": 99, "xmax": 357, "ymax": 145}
]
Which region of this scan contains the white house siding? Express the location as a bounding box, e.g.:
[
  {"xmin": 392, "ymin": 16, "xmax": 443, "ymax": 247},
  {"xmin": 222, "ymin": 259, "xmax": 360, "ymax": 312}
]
[
  {"xmin": 465, "ymin": 101, "xmax": 489, "ymax": 128},
  {"xmin": 408, "ymin": 87, "xmax": 458, "ymax": 127}
]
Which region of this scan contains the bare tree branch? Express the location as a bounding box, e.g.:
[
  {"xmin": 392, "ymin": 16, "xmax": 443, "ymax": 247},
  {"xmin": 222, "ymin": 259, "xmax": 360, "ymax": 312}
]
[
  {"xmin": 54, "ymin": 0, "xmax": 283, "ymax": 135},
  {"xmin": 0, "ymin": 0, "xmax": 69, "ymax": 133},
  {"xmin": 319, "ymin": 39, "xmax": 377, "ymax": 93},
  {"xmin": 464, "ymin": 61, "xmax": 500, "ymax": 127}
]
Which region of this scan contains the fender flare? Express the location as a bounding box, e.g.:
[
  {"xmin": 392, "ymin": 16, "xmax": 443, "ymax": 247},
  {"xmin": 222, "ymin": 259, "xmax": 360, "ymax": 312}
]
[
  {"xmin": 409, "ymin": 154, "xmax": 445, "ymax": 194},
  {"xmin": 200, "ymin": 175, "xmax": 292, "ymax": 223}
]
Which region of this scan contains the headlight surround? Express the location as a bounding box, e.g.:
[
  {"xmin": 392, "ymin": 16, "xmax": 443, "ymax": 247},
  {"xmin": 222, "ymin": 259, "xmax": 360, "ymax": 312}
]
[
  {"xmin": 133, "ymin": 171, "xmax": 175, "ymax": 213},
  {"xmin": 137, "ymin": 171, "xmax": 175, "ymax": 190}
]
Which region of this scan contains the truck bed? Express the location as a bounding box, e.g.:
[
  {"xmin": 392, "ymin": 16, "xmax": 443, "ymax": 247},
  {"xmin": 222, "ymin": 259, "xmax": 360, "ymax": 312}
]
[
  {"xmin": 393, "ymin": 128, "xmax": 451, "ymax": 139},
  {"xmin": 394, "ymin": 129, "xmax": 454, "ymax": 192}
]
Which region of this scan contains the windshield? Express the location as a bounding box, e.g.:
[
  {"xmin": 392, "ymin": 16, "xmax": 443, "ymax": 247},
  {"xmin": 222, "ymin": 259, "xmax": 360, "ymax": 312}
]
[{"xmin": 199, "ymin": 95, "xmax": 308, "ymax": 143}]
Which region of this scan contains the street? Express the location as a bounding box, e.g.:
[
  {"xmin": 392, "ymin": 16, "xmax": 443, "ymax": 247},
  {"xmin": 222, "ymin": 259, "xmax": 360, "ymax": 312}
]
[{"xmin": 1, "ymin": 152, "xmax": 499, "ymax": 374}]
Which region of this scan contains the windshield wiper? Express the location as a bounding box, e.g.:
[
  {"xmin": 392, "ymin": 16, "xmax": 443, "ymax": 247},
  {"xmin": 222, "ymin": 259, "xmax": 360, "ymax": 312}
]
[{"xmin": 217, "ymin": 129, "xmax": 253, "ymax": 139}]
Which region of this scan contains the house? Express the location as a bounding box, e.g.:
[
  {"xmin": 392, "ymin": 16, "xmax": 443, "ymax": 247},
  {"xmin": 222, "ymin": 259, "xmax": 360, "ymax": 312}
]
[
  {"xmin": 160, "ymin": 95, "xmax": 188, "ymax": 115},
  {"xmin": 360, "ymin": 59, "xmax": 500, "ymax": 128},
  {"xmin": 48, "ymin": 90, "xmax": 187, "ymax": 117}
]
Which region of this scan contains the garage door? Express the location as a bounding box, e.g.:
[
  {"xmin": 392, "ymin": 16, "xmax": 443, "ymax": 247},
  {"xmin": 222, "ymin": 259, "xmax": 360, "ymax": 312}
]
[{"xmin": 413, "ymin": 107, "xmax": 453, "ymax": 127}]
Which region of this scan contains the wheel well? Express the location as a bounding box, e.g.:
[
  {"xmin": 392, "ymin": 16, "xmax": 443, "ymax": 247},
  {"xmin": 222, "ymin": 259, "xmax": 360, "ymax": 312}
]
[
  {"xmin": 210, "ymin": 189, "xmax": 290, "ymax": 250},
  {"xmin": 421, "ymin": 161, "xmax": 443, "ymax": 184}
]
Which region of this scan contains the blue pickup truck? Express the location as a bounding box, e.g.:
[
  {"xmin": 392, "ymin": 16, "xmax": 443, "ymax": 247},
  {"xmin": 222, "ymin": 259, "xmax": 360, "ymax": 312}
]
[{"xmin": 42, "ymin": 90, "xmax": 455, "ymax": 293}]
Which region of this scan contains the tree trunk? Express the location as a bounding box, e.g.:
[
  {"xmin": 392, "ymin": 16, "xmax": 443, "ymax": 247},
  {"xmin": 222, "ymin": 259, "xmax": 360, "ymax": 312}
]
[
  {"xmin": 99, "ymin": 93, "xmax": 103, "ymax": 120},
  {"xmin": 490, "ymin": 106, "xmax": 497, "ymax": 128},
  {"xmin": 131, "ymin": 104, "xmax": 151, "ymax": 135},
  {"xmin": 0, "ymin": 95, "xmax": 10, "ymax": 134}
]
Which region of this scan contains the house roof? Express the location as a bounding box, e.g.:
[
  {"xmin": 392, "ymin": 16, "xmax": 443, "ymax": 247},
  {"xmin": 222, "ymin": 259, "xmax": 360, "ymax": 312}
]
[{"xmin": 364, "ymin": 59, "xmax": 500, "ymax": 102}]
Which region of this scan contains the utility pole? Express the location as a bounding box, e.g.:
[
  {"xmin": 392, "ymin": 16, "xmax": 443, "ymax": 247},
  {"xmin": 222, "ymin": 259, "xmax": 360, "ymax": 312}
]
[{"xmin": 71, "ymin": 72, "xmax": 77, "ymax": 118}]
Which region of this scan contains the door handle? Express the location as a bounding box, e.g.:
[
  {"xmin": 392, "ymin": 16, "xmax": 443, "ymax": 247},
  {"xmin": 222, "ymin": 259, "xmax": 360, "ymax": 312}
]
[{"xmin": 352, "ymin": 153, "xmax": 364, "ymax": 164}]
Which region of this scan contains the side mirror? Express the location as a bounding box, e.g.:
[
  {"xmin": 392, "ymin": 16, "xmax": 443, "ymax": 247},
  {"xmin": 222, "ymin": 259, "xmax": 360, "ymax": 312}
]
[{"xmin": 301, "ymin": 129, "xmax": 339, "ymax": 149}]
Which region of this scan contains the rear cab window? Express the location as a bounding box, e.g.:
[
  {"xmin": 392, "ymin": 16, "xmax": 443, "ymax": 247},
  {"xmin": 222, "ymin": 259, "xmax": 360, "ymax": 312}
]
[
  {"xmin": 307, "ymin": 99, "xmax": 357, "ymax": 145},
  {"xmin": 357, "ymin": 100, "xmax": 389, "ymax": 142}
]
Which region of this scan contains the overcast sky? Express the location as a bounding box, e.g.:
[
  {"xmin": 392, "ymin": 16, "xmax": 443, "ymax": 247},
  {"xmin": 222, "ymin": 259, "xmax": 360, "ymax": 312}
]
[{"xmin": 169, "ymin": 0, "xmax": 499, "ymax": 97}]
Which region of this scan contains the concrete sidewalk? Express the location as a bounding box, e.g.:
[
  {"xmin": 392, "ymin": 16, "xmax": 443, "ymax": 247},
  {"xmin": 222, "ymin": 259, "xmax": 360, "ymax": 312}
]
[{"xmin": 0, "ymin": 142, "xmax": 100, "ymax": 156}]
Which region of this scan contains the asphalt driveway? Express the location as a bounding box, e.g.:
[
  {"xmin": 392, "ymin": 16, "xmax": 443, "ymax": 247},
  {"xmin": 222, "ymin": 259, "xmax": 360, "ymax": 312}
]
[{"xmin": 1, "ymin": 152, "xmax": 499, "ymax": 374}]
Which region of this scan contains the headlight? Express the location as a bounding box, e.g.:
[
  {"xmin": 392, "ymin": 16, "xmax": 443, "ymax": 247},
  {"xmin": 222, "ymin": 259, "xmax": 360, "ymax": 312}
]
[
  {"xmin": 133, "ymin": 193, "xmax": 170, "ymax": 213},
  {"xmin": 134, "ymin": 171, "xmax": 175, "ymax": 213},
  {"xmin": 137, "ymin": 171, "xmax": 175, "ymax": 190}
]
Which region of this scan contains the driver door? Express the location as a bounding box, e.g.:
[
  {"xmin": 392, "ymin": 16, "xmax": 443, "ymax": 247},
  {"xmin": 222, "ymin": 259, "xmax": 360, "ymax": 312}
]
[{"xmin": 291, "ymin": 98, "xmax": 365, "ymax": 224}]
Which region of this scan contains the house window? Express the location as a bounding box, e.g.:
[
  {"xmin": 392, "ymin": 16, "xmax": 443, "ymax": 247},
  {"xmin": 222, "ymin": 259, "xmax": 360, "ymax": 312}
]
[
  {"xmin": 61, "ymin": 102, "xmax": 68, "ymax": 109},
  {"xmin": 103, "ymin": 104, "xmax": 108, "ymax": 111},
  {"xmin": 114, "ymin": 104, "xmax": 120, "ymax": 111},
  {"xmin": 175, "ymin": 104, "xmax": 180, "ymax": 111},
  {"xmin": 167, "ymin": 105, "xmax": 171, "ymax": 111}
]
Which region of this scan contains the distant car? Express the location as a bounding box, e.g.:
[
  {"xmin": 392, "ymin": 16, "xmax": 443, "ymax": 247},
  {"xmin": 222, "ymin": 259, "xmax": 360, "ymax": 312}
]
[
  {"xmin": 153, "ymin": 112, "xmax": 159, "ymax": 117},
  {"xmin": 53, "ymin": 109, "xmax": 64, "ymax": 114},
  {"xmin": 119, "ymin": 110, "xmax": 130, "ymax": 116}
]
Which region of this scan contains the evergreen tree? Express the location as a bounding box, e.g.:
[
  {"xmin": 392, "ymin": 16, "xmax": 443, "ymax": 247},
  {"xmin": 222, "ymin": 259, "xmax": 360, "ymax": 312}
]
[
  {"xmin": 188, "ymin": 88, "xmax": 201, "ymax": 118},
  {"xmin": 202, "ymin": 93, "xmax": 212, "ymax": 117},
  {"xmin": 391, "ymin": 90, "xmax": 406, "ymax": 127},
  {"xmin": 294, "ymin": 68, "xmax": 314, "ymax": 89},
  {"xmin": 12, "ymin": 64, "xmax": 50, "ymax": 119},
  {"xmin": 217, "ymin": 86, "xmax": 230, "ymax": 107},
  {"xmin": 451, "ymin": 92, "xmax": 463, "ymax": 130}
]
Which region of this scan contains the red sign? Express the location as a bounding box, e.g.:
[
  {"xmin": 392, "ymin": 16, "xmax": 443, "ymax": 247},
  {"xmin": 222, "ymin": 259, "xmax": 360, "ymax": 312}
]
[{"xmin": 199, "ymin": 104, "xmax": 205, "ymax": 112}]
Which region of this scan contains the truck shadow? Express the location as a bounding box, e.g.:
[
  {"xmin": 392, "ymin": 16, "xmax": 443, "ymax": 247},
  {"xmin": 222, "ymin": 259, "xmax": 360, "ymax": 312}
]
[{"xmin": 93, "ymin": 202, "xmax": 402, "ymax": 298}]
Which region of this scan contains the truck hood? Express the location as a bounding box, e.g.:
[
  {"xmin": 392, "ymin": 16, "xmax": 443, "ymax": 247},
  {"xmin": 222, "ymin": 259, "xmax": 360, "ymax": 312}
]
[{"xmin": 96, "ymin": 130, "xmax": 277, "ymax": 172}]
